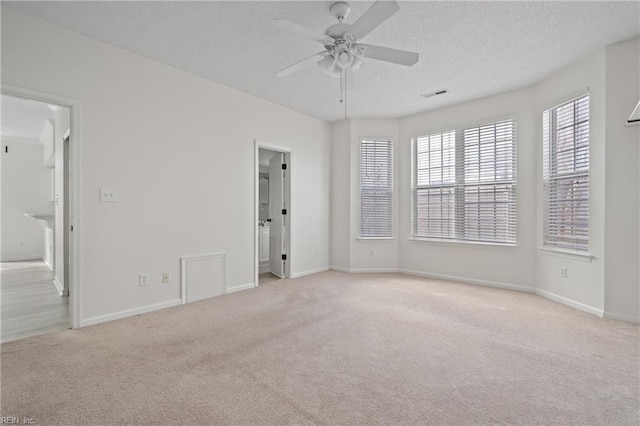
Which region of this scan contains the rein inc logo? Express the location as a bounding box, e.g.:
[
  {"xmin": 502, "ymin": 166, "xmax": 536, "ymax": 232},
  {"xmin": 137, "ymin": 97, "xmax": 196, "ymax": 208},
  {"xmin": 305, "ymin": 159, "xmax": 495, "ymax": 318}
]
[{"xmin": 1, "ymin": 418, "xmax": 35, "ymax": 424}]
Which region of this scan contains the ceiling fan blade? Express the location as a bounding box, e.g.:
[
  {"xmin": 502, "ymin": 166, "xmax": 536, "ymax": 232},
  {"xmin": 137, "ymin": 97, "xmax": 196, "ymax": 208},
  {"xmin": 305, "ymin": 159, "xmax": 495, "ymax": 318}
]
[
  {"xmin": 272, "ymin": 19, "xmax": 327, "ymax": 43},
  {"xmin": 276, "ymin": 52, "xmax": 325, "ymax": 77},
  {"xmin": 359, "ymin": 44, "xmax": 419, "ymax": 66},
  {"xmin": 349, "ymin": 0, "xmax": 400, "ymax": 40}
]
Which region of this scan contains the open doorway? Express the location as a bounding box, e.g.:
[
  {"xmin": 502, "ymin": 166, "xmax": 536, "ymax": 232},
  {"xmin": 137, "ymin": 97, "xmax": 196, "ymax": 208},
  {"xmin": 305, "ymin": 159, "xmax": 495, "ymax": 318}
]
[
  {"xmin": 255, "ymin": 142, "xmax": 292, "ymax": 286},
  {"xmin": 1, "ymin": 93, "xmax": 72, "ymax": 342}
]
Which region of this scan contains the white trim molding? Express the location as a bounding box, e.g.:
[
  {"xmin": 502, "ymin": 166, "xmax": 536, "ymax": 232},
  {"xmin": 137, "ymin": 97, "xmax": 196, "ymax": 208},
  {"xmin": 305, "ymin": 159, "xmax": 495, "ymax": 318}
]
[
  {"xmin": 535, "ymin": 289, "xmax": 604, "ymax": 318},
  {"xmin": 350, "ymin": 268, "xmax": 401, "ymax": 274},
  {"xmin": 400, "ymin": 269, "xmax": 536, "ymax": 293},
  {"xmin": 226, "ymin": 283, "xmax": 256, "ymax": 294},
  {"xmin": 537, "ymin": 247, "xmax": 594, "ymax": 262},
  {"xmin": 330, "ymin": 266, "xmax": 400, "ymax": 274},
  {"xmin": 81, "ymin": 299, "xmax": 181, "ymax": 327},
  {"xmin": 291, "ymin": 266, "xmax": 330, "ymax": 279},
  {"xmin": 330, "ymin": 267, "xmax": 613, "ymax": 321}
]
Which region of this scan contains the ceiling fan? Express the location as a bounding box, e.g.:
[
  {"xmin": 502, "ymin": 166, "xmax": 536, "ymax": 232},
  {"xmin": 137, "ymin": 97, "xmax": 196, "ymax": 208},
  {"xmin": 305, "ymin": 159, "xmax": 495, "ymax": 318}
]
[{"xmin": 272, "ymin": 0, "xmax": 419, "ymax": 81}]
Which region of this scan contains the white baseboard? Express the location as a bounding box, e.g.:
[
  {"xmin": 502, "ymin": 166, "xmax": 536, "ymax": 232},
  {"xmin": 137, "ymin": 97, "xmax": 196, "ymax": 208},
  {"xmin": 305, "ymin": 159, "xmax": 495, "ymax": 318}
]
[
  {"xmin": 81, "ymin": 299, "xmax": 182, "ymax": 327},
  {"xmin": 52, "ymin": 277, "xmax": 65, "ymax": 296},
  {"xmin": 329, "ymin": 266, "xmax": 400, "ymax": 274},
  {"xmin": 603, "ymin": 311, "xmax": 640, "ymax": 324},
  {"xmin": 535, "ymin": 289, "xmax": 604, "ymax": 318},
  {"xmin": 399, "ymin": 268, "xmax": 535, "ymax": 294},
  {"xmin": 330, "ymin": 266, "xmax": 615, "ymax": 321},
  {"xmin": 226, "ymin": 282, "xmax": 256, "ymax": 294},
  {"xmin": 350, "ymin": 267, "xmax": 400, "ymax": 273},
  {"xmin": 291, "ymin": 266, "xmax": 330, "ymax": 279}
]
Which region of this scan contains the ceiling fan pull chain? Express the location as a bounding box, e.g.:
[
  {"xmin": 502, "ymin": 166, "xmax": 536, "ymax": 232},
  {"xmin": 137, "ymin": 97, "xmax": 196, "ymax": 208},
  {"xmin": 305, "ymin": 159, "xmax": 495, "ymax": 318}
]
[
  {"xmin": 344, "ymin": 71, "xmax": 348, "ymax": 119},
  {"xmin": 339, "ymin": 69, "xmax": 344, "ymax": 104}
]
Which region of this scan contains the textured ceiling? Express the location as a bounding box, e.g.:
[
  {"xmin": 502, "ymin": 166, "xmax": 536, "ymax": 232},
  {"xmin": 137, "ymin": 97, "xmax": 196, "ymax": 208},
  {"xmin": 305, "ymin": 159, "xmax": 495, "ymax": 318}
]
[
  {"xmin": 4, "ymin": 1, "xmax": 639, "ymax": 122},
  {"xmin": 1, "ymin": 95, "xmax": 56, "ymax": 142}
]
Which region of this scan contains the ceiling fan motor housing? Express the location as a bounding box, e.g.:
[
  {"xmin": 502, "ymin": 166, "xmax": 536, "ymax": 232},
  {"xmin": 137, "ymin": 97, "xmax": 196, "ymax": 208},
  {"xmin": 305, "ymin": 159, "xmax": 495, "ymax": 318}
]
[{"xmin": 330, "ymin": 2, "xmax": 351, "ymax": 21}]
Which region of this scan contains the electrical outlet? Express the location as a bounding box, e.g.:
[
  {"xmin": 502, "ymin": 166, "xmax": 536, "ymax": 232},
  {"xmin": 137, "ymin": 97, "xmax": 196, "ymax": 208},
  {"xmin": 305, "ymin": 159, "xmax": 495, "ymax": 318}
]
[
  {"xmin": 560, "ymin": 267, "xmax": 568, "ymax": 279},
  {"xmin": 162, "ymin": 272, "xmax": 170, "ymax": 284},
  {"xmin": 100, "ymin": 188, "xmax": 118, "ymax": 203},
  {"xmin": 139, "ymin": 273, "xmax": 150, "ymax": 287},
  {"xmin": 369, "ymin": 249, "xmax": 375, "ymax": 256}
]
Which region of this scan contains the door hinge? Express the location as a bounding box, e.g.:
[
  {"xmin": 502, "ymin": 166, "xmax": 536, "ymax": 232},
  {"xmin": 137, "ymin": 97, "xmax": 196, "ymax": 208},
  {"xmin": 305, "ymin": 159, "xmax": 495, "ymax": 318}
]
[
  {"xmin": 70, "ymin": 225, "xmax": 74, "ymax": 232},
  {"xmin": 281, "ymin": 163, "xmax": 287, "ymax": 170},
  {"xmin": 281, "ymin": 254, "xmax": 287, "ymax": 260},
  {"xmin": 281, "ymin": 209, "xmax": 287, "ymax": 215}
]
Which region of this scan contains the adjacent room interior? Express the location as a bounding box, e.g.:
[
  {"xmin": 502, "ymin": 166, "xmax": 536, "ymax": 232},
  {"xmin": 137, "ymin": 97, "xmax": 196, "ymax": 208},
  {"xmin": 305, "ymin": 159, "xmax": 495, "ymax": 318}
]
[
  {"xmin": 1, "ymin": 1, "xmax": 638, "ymax": 424},
  {"xmin": 1, "ymin": 94, "xmax": 71, "ymax": 343}
]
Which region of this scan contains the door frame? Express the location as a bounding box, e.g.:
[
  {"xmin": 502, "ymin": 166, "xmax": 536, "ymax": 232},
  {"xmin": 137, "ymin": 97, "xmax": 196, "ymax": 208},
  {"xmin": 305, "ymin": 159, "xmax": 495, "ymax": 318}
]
[
  {"xmin": 254, "ymin": 140, "xmax": 293, "ymax": 287},
  {"xmin": 2, "ymin": 83, "xmax": 83, "ymax": 329}
]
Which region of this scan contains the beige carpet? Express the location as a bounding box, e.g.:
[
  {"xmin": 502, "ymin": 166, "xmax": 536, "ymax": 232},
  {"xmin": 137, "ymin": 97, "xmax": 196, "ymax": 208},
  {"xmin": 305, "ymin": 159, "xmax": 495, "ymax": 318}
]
[{"xmin": 1, "ymin": 271, "xmax": 638, "ymax": 425}]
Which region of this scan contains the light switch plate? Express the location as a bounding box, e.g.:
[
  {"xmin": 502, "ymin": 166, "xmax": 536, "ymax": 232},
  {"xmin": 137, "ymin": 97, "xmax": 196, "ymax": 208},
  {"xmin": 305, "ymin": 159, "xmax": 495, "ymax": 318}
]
[{"xmin": 100, "ymin": 188, "xmax": 118, "ymax": 203}]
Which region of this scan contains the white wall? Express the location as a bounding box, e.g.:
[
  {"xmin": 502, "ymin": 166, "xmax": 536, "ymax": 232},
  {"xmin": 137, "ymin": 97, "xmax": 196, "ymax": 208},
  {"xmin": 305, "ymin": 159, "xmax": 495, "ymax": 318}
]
[
  {"xmin": 534, "ymin": 50, "xmax": 607, "ymax": 314},
  {"xmin": 330, "ymin": 119, "xmax": 351, "ymax": 270},
  {"xmin": 1, "ymin": 141, "xmax": 53, "ymax": 261},
  {"xmin": 604, "ymin": 37, "xmax": 640, "ymax": 322},
  {"xmin": 332, "ymin": 39, "xmax": 638, "ymax": 321},
  {"xmin": 330, "ymin": 118, "xmax": 400, "ymax": 272},
  {"xmin": 2, "ymin": 10, "xmax": 330, "ymax": 323},
  {"xmin": 348, "ymin": 119, "xmax": 399, "ymax": 272},
  {"xmin": 398, "ymin": 88, "xmax": 537, "ymax": 291}
]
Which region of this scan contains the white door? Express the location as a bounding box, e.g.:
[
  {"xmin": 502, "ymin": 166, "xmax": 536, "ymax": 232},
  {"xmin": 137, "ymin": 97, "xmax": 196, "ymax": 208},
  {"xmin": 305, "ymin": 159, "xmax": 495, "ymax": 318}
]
[{"xmin": 269, "ymin": 153, "xmax": 285, "ymax": 277}]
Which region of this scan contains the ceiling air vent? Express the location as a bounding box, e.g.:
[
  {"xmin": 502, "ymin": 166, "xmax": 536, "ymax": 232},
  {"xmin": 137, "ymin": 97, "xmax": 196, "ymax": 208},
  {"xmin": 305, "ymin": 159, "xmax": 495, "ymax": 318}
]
[{"xmin": 421, "ymin": 89, "xmax": 448, "ymax": 99}]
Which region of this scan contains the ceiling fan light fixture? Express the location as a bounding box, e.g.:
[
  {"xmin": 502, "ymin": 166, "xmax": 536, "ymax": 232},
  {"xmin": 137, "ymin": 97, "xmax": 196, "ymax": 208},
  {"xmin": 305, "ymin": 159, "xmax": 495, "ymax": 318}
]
[
  {"xmin": 351, "ymin": 55, "xmax": 364, "ymax": 71},
  {"xmin": 318, "ymin": 54, "xmax": 336, "ymax": 73},
  {"xmin": 330, "ymin": 65, "xmax": 342, "ymax": 78},
  {"xmin": 335, "ymin": 49, "xmax": 353, "ymax": 69}
]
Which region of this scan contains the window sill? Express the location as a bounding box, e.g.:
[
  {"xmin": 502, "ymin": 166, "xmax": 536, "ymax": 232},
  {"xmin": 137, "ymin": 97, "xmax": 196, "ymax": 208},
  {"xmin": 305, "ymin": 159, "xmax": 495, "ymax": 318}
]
[
  {"xmin": 357, "ymin": 237, "xmax": 395, "ymax": 242},
  {"xmin": 538, "ymin": 247, "xmax": 594, "ymax": 262},
  {"xmin": 408, "ymin": 237, "xmax": 518, "ymax": 248}
]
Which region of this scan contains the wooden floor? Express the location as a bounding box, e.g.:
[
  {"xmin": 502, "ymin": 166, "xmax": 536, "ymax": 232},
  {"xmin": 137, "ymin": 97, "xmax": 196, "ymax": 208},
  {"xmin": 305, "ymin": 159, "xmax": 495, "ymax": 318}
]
[{"xmin": 1, "ymin": 260, "xmax": 69, "ymax": 343}]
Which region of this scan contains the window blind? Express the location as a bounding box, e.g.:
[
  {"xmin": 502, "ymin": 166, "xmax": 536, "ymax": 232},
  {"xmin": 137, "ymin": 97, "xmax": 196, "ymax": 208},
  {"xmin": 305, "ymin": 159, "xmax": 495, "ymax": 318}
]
[
  {"xmin": 543, "ymin": 94, "xmax": 589, "ymax": 251},
  {"xmin": 360, "ymin": 139, "xmax": 393, "ymax": 238},
  {"xmin": 412, "ymin": 119, "xmax": 517, "ymax": 244}
]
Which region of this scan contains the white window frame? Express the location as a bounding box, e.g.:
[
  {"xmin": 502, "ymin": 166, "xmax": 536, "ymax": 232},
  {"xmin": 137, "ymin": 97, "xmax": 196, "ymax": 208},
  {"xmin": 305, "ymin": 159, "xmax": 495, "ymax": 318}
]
[
  {"xmin": 542, "ymin": 93, "xmax": 590, "ymax": 253},
  {"xmin": 411, "ymin": 118, "xmax": 518, "ymax": 245},
  {"xmin": 359, "ymin": 138, "xmax": 393, "ymax": 239}
]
